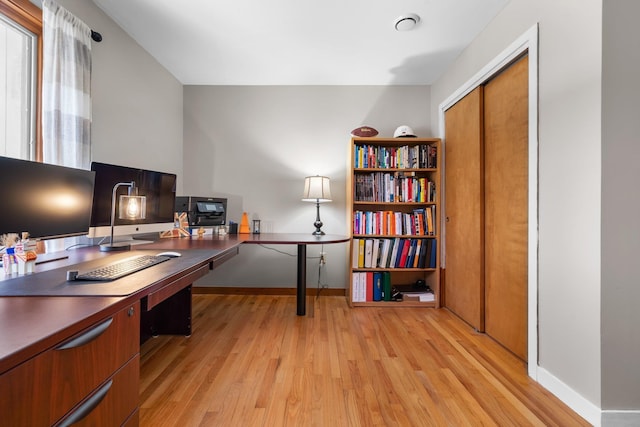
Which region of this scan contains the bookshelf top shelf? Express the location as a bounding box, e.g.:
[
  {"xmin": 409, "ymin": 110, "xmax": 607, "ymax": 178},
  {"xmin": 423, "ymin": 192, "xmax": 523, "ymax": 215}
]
[{"xmin": 352, "ymin": 137, "xmax": 440, "ymax": 144}]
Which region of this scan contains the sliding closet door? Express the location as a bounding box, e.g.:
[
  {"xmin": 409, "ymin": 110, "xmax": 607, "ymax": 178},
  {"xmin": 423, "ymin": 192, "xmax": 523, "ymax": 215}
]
[
  {"xmin": 443, "ymin": 87, "xmax": 485, "ymax": 331},
  {"xmin": 483, "ymin": 55, "xmax": 529, "ymax": 361},
  {"xmin": 444, "ymin": 55, "xmax": 529, "ymax": 361}
]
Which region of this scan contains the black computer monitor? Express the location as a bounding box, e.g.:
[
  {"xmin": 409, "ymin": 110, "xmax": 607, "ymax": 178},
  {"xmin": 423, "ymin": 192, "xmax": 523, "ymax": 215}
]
[
  {"xmin": 88, "ymin": 162, "xmax": 177, "ymax": 239},
  {"xmin": 0, "ymin": 156, "xmax": 96, "ymax": 240}
]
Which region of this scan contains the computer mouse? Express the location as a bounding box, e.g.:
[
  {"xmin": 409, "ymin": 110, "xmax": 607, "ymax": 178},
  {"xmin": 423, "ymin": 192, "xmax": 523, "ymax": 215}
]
[{"xmin": 157, "ymin": 251, "xmax": 182, "ymax": 258}]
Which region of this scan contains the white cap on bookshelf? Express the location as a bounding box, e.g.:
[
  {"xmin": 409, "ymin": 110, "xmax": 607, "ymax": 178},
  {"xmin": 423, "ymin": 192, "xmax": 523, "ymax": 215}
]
[{"xmin": 393, "ymin": 125, "xmax": 416, "ymax": 138}]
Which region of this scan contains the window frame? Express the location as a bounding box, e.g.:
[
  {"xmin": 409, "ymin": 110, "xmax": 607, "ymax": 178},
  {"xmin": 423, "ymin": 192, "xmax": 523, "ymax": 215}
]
[{"xmin": 0, "ymin": 0, "xmax": 42, "ymax": 161}]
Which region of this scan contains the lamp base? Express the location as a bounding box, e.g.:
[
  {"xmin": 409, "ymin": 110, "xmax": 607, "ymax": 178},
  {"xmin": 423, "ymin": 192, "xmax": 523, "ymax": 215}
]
[
  {"xmin": 312, "ymin": 216, "xmax": 324, "ymax": 236},
  {"xmin": 100, "ymin": 242, "xmax": 132, "ymax": 252}
]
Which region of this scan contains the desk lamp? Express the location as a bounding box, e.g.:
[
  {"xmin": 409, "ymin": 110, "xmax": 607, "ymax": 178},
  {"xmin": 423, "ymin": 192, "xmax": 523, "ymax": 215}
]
[
  {"xmin": 302, "ymin": 176, "xmax": 332, "ymax": 235},
  {"xmin": 100, "ymin": 181, "xmax": 146, "ymax": 252}
]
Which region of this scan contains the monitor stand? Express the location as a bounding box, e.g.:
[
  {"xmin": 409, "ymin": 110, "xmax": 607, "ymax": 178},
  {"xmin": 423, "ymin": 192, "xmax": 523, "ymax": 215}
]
[{"xmin": 110, "ymin": 235, "xmax": 154, "ymax": 246}]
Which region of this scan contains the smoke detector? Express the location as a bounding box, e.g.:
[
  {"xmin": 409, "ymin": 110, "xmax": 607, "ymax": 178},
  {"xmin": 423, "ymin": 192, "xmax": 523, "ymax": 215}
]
[{"xmin": 394, "ymin": 13, "xmax": 421, "ymax": 31}]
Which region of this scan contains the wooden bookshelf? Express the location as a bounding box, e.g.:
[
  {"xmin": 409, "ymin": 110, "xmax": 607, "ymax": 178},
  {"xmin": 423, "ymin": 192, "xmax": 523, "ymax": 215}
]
[{"xmin": 347, "ymin": 137, "xmax": 441, "ymax": 307}]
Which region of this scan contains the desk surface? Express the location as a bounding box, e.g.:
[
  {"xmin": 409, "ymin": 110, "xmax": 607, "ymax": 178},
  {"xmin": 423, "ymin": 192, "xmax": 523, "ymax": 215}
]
[{"xmin": 0, "ymin": 249, "xmax": 224, "ymax": 297}]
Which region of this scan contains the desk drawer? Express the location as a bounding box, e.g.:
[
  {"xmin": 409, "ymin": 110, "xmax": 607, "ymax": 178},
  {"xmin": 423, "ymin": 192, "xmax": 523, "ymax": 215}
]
[
  {"xmin": 0, "ymin": 302, "xmax": 140, "ymax": 426},
  {"xmin": 57, "ymin": 354, "xmax": 139, "ymax": 427}
]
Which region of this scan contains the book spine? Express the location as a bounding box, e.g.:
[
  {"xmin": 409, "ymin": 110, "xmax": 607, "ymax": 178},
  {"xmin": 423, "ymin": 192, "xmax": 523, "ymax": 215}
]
[
  {"xmin": 351, "ymin": 272, "xmax": 360, "ymax": 302},
  {"xmin": 364, "ymin": 239, "xmax": 373, "ymax": 268},
  {"xmin": 373, "ymin": 272, "xmax": 382, "ymax": 301},
  {"xmin": 382, "ymin": 271, "xmax": 392, "ymax": 301},
  {"xmin": 366, "ymin": 272, "xmax": 373, "ymax": 301}
]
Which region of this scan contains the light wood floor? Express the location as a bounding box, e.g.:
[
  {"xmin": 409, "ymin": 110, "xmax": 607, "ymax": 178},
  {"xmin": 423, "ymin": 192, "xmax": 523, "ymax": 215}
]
[{"xmin": 139, "ymin": 295, "xmax": 590, "ymax": 426}]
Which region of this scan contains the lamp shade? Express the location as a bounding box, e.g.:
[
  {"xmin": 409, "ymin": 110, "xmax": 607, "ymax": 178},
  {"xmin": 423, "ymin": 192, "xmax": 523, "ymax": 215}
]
[{"xmin": 302, "ymin": 176, "xmax": 332, "ymax": 202}]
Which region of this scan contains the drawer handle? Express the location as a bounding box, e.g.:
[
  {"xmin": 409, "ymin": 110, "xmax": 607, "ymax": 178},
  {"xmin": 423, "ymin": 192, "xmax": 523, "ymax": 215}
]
[
  {"xmin": 56, "ymin": 318, "xmax": 113, "ymax": 350},
  {"xmin": 58, "ymin": 379, "xmax": 113, "ymax": 427}
]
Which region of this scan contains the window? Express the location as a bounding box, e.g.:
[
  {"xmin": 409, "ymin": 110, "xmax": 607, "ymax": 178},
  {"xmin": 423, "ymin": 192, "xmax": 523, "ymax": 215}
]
[
  {"xmin": 0, "ymin": 0, "xmax": 42, "ymax": 160},
  {"xmin": 1, "ymin": 12, "xmax": 36, "ymax": 159}
]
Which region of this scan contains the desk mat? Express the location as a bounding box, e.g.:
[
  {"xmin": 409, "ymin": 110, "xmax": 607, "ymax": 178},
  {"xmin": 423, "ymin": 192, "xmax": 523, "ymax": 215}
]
[{"xmin": 0, "ymin": 249, "xmax": 218, "ymax": 297}]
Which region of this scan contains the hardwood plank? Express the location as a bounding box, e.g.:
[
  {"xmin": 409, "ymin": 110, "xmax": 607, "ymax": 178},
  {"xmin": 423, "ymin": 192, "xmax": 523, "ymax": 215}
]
[{"xmin": 139, "ymin": 295, "xmax": 590, "ymax": 426}]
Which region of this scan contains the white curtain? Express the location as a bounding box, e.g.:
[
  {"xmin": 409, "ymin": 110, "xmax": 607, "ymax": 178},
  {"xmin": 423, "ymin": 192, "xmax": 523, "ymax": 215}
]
[
  {"xmin": 42, "ymin": 0, "xmax": 92, "ymax": 169},
  {"xmin": 42, "ymin": 0, "xmax": 92, "ymax": 252}
]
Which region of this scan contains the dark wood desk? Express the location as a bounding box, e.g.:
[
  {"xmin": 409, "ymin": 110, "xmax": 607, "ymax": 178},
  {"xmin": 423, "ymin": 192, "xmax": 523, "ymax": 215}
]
[
  {"xmin": 0, "ymin": 233, "xmax": 349, "ymax": 365},
  {"xmin": 143, "ymin": 233, "xmax": 350, "ymax": 315},
  {"xmin": 0, "ymin": 233, "xmax": 348, "ymax": 424},
  {"xmin": 0, "ymin": 241, "xmax": 242, "ymax": 370},
  {"xmin": 0, "ymin": 239, "xmax": 241, "ymax": 426},
  {"xmin": 0, "ymin": 233, "xmax": 349, "ymax": 369}
]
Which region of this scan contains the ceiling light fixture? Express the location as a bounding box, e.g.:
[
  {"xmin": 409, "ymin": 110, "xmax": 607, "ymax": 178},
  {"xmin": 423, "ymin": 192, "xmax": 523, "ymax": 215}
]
[{"xmin": 394, "ymin": 13, "xmax": 421, "ymax": 31}]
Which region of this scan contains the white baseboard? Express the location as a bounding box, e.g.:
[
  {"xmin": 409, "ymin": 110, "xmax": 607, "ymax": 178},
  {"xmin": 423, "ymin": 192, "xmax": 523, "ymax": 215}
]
[
  {"xmin": 537, "ymin": 366, "xmax": 601, "ymax": 426},
  {"xmin": 537, "ymin": 367, "xmax": 640, "ymax": 426}
]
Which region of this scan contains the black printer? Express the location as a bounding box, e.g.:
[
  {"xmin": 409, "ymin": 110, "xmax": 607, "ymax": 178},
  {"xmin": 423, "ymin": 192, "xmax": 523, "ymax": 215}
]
[{"xmin": 175, "ymin": 196, "xmax": 227, "ymax": 227}]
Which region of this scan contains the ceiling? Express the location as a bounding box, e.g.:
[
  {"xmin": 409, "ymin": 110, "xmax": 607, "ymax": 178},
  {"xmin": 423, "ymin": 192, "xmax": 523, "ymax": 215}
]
[{"xmin": 91, "ymin": 0, "xmax": 509, "ymax": 86}]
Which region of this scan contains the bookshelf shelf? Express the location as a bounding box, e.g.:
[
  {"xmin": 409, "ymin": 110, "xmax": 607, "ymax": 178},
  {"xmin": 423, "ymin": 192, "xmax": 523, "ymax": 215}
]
[
  {"xmin": 353, "ymin": 268, "xmax": 438, "ymax": 272},
  {"xmin": 353, "ymin": 234, "xmax": 439, "ymax": 238},
  {"xmin": 353, "ymin": 201, "xmax": 437, "ymax": 206},
  {"xmin": 350, "ymin": 300, "xmax": 436, "ymax": 308},
  {"xmin": 347, "ymin": 137, "xmax": 441, "ymax": 307}
]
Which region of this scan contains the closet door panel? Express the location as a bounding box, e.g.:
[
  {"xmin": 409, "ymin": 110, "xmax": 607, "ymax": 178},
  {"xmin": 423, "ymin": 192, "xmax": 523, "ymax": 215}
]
[
  {"xmin": 483, "ymin": 55, "xmax": 529, "ymax": 361},
  {"xmin": 444, "ymin": 87, "xmax": 485, "ymax": 330}
]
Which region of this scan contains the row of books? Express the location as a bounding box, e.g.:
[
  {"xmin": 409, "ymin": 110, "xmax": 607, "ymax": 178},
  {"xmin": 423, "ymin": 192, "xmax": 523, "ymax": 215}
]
[
  {"xmin": 352, "ymin": 238, "xmax": 437, "ymax": 269},
  {"xmin": 352, "ymin": 272, "xmax": 436, "ymax": 303},
  {"xmin": 354, "ymin": 172, "xmax": 436, "ymax": 203},
  {"xmin": 353, "ymin": 144, "xmax": 437, "ymax": 169},
  {"xmin": 352, "ymin": 271, "xmax": 391, "ymax": 302},
  {"xmin": 353, "ymin": 207, "xmax": 436, "ymax": 236}
]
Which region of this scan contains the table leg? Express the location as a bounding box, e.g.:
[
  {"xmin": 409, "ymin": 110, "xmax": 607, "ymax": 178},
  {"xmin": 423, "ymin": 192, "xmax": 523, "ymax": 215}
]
[{"xmin": 297, "ymin": 244, "xmax": 306, "ymax": 316}]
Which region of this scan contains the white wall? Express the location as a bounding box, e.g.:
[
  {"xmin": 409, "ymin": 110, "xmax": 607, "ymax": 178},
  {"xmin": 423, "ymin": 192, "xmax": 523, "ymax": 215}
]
[
  {"xmin": 183, "ymin": 85, "xmax": 430, "ymax": 287},
  {"xmin": 431, "ymin": 0, "xmax": 603, "ymax": 423},
  {"xmin": 601, "ymin": 0, "xmax": 640, "ymax": 420},
  {"xmin": 57, "ymin": 0, "xmax": 184, "ymax": 189}
]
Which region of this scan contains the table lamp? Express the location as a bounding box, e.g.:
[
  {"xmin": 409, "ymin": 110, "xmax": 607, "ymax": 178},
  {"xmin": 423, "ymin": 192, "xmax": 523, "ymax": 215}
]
[
  {"xmin": 100, "ymin": 181, "xmax": 146, "ymax": 252},
  {"xmin": 302, "ymin": 175, "xmax": 332, "ymax": 235}
]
